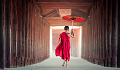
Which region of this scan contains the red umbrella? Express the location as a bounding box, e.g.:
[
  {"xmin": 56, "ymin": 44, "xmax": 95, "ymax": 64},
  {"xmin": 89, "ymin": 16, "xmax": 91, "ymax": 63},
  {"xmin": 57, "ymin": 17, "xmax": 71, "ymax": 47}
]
[{"xmin": 62, "ymin": 15, "xmax": 84, "ymax": 29}]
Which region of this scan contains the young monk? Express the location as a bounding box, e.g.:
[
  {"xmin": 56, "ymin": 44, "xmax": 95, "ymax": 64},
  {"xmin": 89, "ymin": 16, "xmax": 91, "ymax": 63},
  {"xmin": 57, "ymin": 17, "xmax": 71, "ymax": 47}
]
[{"xmin": 55, "ymin": 26, "xmax": 74, "ymax": 67}]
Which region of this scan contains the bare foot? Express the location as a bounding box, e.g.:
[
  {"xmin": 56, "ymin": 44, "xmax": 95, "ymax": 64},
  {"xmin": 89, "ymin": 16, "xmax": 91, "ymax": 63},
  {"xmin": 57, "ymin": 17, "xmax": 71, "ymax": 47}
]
[
  {"xmin": 62, "ymin": 59, "xmax": 66, "ymax": 67},
  {"xmin": 66, "ymin": 65, "xmax": 69, "ymax": 67},
  {"xmin": 62, "ymin": 64, "xmax": 64, "ymax": 67},
  {"xmin": 62, "ymin": 62, "xmax": 65, "ymax": 67}
]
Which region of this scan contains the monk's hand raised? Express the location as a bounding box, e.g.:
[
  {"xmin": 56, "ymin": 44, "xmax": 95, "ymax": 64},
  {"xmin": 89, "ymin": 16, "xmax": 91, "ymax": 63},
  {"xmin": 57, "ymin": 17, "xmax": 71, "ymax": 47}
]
[{"xmin": 71, "ymin": 29, "xmax": 74, "ymax": 36}]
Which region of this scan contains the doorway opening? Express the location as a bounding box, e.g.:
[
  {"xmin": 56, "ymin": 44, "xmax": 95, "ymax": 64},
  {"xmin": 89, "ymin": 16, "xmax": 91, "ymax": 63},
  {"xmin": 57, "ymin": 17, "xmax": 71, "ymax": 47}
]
[{"xmin": 50, "ymin": 26, "xmax": 82, "ymax": 58}]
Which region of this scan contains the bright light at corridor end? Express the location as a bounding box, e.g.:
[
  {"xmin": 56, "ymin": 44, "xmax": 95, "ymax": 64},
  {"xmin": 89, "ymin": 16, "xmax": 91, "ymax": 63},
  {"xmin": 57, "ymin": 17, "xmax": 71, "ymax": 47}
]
[{"xmin": 50, "ymin": 26, "xmax": 82, "ymax": 58}]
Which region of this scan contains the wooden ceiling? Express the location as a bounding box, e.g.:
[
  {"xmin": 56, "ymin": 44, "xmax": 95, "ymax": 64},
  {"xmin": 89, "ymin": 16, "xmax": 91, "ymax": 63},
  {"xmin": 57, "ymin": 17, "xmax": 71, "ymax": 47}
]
[
  {"xmin": 43, "ymin": 17, "xmax": 84, "ymax": 26},
  {"xmin": 41, "ymin": 9, "xmax": 60, "ymax": 17},
  {"xmin": 35, "ymin": 0, "xmax": 92, "ymax": 2},
  {"xmin": 36, "ymin": 0, "xmax": 93, "ymax": 26}
]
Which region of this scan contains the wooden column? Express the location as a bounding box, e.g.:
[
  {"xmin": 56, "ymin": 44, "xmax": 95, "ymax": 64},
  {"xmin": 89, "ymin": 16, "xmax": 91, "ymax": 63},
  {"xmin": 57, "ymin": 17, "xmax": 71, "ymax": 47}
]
[
  {"xmin": 4, "ymin": 0, "xmax": 10, "ymax": 68},
  {"xmin": 31, "ymin": 3, "xmax": 35, "ymax": 64},
  {"xmin": 103, "ymin": 0, "xmax": 106, "ymax": 66},
  {"xmin": 23, "ymin": 0, "xmax": 28, "ymax": 66},
  {"xmin": 117, "ymin": 0, "xmax": 120, "ymax": 67},
  {"xmin": 81, "ymin": 0, "xmax": 119, "ymax": 67},
  {"xmin": 0, "ymin": 0, "xmax": 4, "ymax": 69},
  {"xmin": 27, "ymin": 1, "xmax": 30, "ymax": 64},
  {"xmin": 107, "ymin": 0, "xmax": 112, "ymax": 67},
  {"xmin": 17, "ymin": 0, "xmax": 22, "ymax": 66},
  {"xmin": 111, "ymin": 0, "xmax": 118, "ymax": 67},
  {"xmin": 101, "ymin": 1, "xmax": 104, "ymax": 66},
  {"xmin": 24, "ymin": 0, "xmax": 28, "ymax": 66},
  {"xmin": 21, "ymin": 0, "xmax": 25, "ymax": 66},
  {"xmin": 10, "ymin": 0, "xmax": 17, "ymax": 67}
]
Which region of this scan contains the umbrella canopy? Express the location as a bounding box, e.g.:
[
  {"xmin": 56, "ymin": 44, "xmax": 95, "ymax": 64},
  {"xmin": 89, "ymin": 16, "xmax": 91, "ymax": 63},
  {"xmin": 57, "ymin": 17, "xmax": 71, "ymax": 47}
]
[
  {"xmin": 62, "ymin": 15, "xmax": 84, "ymax": 35},
  {"xmin": 62, "ymin": 15, "xmax": 84, "ymax": 22}
]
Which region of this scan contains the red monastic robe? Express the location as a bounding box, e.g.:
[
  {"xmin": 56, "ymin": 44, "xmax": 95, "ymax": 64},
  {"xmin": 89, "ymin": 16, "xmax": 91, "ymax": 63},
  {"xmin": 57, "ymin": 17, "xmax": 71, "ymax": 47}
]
[{"xmin": 55, "ymin": 32, "xmax": 70, "ymax": 61}]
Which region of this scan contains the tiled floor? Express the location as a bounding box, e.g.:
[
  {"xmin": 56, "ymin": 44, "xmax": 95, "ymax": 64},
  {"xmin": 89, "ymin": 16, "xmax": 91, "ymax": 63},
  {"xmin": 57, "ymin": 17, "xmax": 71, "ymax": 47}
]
[{"xmin": 4, "ymin": 57, "xmax": 120, "ymax": 70}]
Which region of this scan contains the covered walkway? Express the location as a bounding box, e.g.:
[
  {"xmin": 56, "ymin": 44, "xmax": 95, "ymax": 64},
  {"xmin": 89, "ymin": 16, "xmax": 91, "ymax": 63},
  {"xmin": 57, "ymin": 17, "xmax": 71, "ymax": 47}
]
[{"xmin": 0, "ymin": 0, "xmax": 119, "ymax": 69}]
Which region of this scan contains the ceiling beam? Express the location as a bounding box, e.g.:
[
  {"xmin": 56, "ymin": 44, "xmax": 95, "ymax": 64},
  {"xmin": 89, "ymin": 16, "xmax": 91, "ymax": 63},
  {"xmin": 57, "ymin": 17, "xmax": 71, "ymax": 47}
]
[
  {"xmin": 43, "ymin": 18, "xmax": 84, "ymax": 26},
  {"xmin": 72, "ymin": 9, "xmax": 88, "ymax": 16},
  {"xmin": 71, "ymin": 9, "xmax": 88, "ymax": 20},
  {"xmin": 35, "ymin": 0, "xmax": 92, "ymax": 2},
  {"xmin": 42, "ymin": 9, "xmax": 60, "ymax": 17},
  {"xmin": 43, "ymin": 17, "xmax": 62, "ymax": 19},
  {"xmin": 37, "ymin": 2, "xmax": 92, "ymax": 9}
]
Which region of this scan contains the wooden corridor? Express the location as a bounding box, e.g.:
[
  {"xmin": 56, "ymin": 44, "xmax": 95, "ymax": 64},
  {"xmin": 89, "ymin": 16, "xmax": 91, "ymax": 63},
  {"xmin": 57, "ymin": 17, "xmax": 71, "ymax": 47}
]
[{"xmin": 0, "ymin": 0, "xmax": 119, "ymax": 69}]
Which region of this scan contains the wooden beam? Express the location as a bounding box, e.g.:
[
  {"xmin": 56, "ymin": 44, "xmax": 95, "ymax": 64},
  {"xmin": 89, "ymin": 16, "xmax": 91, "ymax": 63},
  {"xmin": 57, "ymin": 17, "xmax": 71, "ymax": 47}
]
[
  {"xmin": 43, "ymin": 17, "xmax": 62, "ymax": 19},
  {"xmin": 71, "ymin": 9, "xmax": 88, "ymax": 20},
  {"xmin": 43, "ymin": 18, "xmax": 84, "ymax": 26},
  {"xmin": 72, "ymin": 9, "xmax": 88, "ymax": 17},
  {"xmin": 42, "ymin": 9, "xmax": 60, "ymax": 17},
  {"xmin": 35, "ymin": 0, "xmax": 92, "ymax": 2},
  {"xmin": 37, "ymin": 2, "xmax": 92, "ymax": 9}
]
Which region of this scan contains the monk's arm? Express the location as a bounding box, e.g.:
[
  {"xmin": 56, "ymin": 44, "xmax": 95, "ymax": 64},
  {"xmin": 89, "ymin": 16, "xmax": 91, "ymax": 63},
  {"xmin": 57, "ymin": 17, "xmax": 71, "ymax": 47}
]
[
  {"xmin": 58, "ymin": 36, "xmax": 61, "ymax": 43},
  {"xmin": 70, "ymin": 29, "xmax": 75, "ymax": 38}
]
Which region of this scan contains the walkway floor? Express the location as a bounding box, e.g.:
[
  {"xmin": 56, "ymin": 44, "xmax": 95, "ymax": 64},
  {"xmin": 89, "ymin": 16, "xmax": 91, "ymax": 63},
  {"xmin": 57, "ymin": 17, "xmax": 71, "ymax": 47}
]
[{"xmin": 4, "ymin": 57, "xmax": 120, "ymax": 70}]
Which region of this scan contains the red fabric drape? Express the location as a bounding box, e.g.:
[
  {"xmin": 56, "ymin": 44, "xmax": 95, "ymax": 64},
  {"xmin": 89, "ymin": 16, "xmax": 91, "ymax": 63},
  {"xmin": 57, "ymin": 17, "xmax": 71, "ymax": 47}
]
[{"xmin": 55, "ymin": 32, "xmax": 70, "ymax": 61}]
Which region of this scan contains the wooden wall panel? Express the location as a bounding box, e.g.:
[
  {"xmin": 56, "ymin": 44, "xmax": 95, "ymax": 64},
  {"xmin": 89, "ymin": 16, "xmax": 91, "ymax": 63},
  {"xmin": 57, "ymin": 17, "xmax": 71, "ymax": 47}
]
[
  {"xmin": 9, "ymin": 0, "xmax": 50, "ymax": 68},
  {"xmin": 0, "ymin": 0, "xmax": 11, "ymax": 68},
  {"xmin": 81, "ymin": 0, "xmax": 119, "ymax": 67}
]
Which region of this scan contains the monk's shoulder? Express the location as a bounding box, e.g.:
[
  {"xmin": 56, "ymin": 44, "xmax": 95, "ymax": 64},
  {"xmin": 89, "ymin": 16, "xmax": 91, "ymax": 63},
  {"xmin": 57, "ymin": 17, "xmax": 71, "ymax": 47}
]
[
  {"xmin": 59, "ymin": 32, "xmax": 64, "ymax": 36},
  {"xmin": 61, "ymin": 32, "xmax": 65, "ymax": 35}
]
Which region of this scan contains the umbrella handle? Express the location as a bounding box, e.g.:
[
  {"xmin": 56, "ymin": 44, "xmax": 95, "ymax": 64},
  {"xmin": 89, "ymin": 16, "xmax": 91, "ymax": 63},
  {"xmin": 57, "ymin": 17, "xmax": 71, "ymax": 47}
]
[
  {"xmin": 71, "ymin": 20, "xmax": 73, "ymax": 35},
  {"xmin": 72, "ymin": 20, "xmax": 73, "ymax": 29}
]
